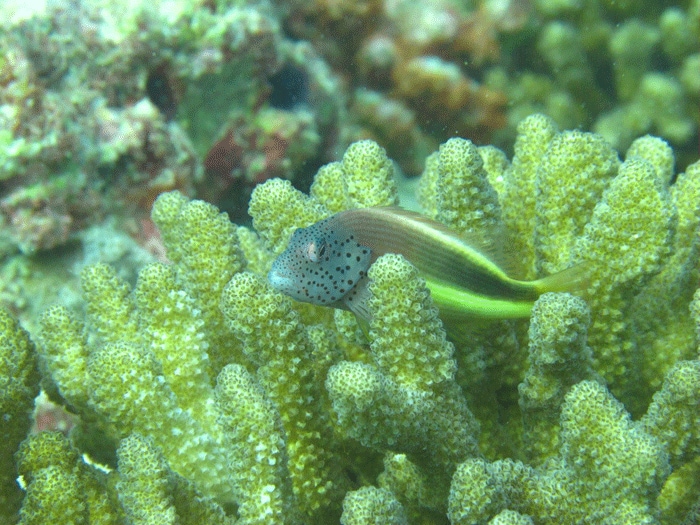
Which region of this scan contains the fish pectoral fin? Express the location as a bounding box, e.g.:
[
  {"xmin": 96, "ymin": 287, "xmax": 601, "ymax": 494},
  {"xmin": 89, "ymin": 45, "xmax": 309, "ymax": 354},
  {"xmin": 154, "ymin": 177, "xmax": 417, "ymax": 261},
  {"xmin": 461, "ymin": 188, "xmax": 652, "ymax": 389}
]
[
  {"xmin": 355, "ymin": 315, "xmax": 371, "ymax": 340},
  {"xmin": 342, "ymin": 276, "xmax": 373, "ymax": 324}
]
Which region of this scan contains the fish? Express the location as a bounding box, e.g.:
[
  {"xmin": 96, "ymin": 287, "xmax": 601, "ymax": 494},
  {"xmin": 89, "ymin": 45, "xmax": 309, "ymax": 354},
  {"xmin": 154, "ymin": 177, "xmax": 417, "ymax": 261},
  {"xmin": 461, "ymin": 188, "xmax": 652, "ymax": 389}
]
[{"xmin": 268, "ymin": 206, "xmax": 587, "ymax": 325}]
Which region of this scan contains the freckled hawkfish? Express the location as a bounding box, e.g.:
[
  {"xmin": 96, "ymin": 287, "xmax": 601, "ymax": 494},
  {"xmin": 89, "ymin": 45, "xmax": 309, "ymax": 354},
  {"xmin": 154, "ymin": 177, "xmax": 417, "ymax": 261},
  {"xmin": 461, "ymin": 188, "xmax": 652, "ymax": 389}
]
[{"xmin": 268, "ymin": 206, "xmax": 586, "ymax": 325}]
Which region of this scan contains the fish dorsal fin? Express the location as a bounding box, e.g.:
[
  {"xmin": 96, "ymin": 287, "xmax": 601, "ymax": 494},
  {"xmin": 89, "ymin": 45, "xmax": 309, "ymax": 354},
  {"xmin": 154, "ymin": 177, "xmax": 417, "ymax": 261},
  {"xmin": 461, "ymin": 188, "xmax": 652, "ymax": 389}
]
[{"xmin": 371, "ymin": 206, "xmax": 522, "ymax": 280}]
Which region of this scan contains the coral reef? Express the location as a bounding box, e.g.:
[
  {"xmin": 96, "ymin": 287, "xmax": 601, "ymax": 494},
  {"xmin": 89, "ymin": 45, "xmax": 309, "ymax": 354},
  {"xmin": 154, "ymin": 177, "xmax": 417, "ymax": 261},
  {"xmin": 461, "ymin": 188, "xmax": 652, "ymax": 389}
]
[
  {"xmin": 1, "ymin": 0, "xmax": 699, "ymax": 519},
  {"xmin": 0, "ymin": 0, "xmax": 344, "ymax": 264},
  {"xmin": 2, "ymin": 0, "xmax": 698, "ymax": 327},
  {"xmin": 1, "ymin": 115, "xmax": 698, "ymax": 524}
]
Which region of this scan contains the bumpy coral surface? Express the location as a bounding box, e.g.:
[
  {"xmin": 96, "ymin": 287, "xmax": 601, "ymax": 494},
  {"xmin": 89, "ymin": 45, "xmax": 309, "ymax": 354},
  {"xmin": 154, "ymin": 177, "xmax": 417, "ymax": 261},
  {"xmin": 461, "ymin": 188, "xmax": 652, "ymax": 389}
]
[
  {"xmin": 3, "ymin": 0, "xmax": 695, "ymax": 260},
  {"xmin": 2, "ymin": 0, "xmax": 698, "ymax": 336},
  {"xmin": 0, "ymin": 116, "xmax": 699, "ymax": 525}
]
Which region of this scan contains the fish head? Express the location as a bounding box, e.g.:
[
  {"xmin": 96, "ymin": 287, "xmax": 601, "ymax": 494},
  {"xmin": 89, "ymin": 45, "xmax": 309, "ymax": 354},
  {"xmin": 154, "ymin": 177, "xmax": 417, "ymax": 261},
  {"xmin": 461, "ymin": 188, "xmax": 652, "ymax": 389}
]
[{"xmin": 268, "ymin": 216, "xmax": 372, "ymax": 307}]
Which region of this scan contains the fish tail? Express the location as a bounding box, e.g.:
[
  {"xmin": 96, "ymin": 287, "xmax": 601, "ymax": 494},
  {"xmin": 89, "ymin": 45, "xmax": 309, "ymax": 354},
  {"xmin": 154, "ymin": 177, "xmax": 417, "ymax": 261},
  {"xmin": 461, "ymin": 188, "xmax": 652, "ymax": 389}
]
[{"xmin": 532, "ymin": 262, "xmax": 591, "ymax": 295}]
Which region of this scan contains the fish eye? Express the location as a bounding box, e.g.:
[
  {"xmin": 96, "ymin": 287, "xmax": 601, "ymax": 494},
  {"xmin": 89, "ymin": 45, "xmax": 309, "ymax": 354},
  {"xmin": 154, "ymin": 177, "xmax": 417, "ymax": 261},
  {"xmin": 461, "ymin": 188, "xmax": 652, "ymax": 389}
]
[{"xmin": 306, "ymin": 240, "xmax": 326, "ymax": 263}]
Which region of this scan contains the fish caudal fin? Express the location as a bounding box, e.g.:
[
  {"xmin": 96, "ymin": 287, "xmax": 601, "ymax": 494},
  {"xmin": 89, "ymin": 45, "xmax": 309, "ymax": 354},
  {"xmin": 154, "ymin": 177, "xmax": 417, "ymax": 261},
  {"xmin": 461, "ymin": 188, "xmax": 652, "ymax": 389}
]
[{"xmin": 532, "ymin": 262, "xmax": 591, "ymax": 295}]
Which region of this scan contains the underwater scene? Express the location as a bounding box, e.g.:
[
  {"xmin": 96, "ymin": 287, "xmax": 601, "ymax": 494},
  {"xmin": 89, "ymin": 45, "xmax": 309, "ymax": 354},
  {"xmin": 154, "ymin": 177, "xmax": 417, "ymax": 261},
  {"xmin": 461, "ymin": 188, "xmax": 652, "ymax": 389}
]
[{"xmin": 1, "ymin": 0, "xmax": 699, "ymax": 523}]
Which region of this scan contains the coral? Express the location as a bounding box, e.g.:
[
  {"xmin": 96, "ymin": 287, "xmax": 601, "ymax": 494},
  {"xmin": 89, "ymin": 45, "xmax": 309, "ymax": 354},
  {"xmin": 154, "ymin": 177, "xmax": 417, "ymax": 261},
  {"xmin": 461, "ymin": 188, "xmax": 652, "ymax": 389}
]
[
  {"xmin": 418, "ymin": 137, "xmax": 502, "ymax": 235},
  {"xmin": 366, "ymin": 253, "xmax": 456, "ymax": 390},
  {"xmin": 533, "ymin": 129, "xmax": 620, "ymax": 275},
  {"xmin": 14, "ymin": 429, "xmax": 233, "ymax": 524},
  {"xmin": 29, "ymin": 189, "xmax": 348, "ymax": 523},
  {"xmin": 340, "ymin": 486, "xmax": 407, "ymax": 525},
  {"xmin": 486, "ymin": 114, "xmax": 698, "ymax": 417},
  {"xmin": 392, "ymin": 55, "xmax": 507, "ymax": 142},
  {"xmin": 498, "ymin": 114, "xmax": 559, "ymax": 273},
  {"xmin": 283, "ymin": 0, "xmax": 512, "ymax": 173},
  {"xmin": 259, "ymin": 172, "xmax": 481, "ymax": 502},
  {"xmin": 519, "ymin": 293, "xmax": 598, "ymax": 464},
  {"xmin": 116, "ymin": 434, "xmax": 234, "ymax": 525},
  {"xmin": 640, "ymin": 361, "xmax": 700, "ymax": 468},
  {"xmin": 2, "ymin": 120, "xmax": 699, "ymax": 524},
  {"xmin": 250, "ymin": 178, "xmax": 329, "ymax": 256},
  {"xmin": 2, "ymin": 0, "xmax": 700, "ymax": 501},
  {"xmin": 595, "ymin": 73, "xmax": 696, "ymax": 155},
  {"xmin": 309, "ymin": 138, "xmax": 399, "ymax": 212},
  {"xmin": 448, "ymin": 380, "xmax": 673, "ymax": 525},
  {"xmin": 341, "ymin": 140, "xmax": 399, "ymax": 208},
  {"xmin": 32, "ymin": 189, "xmax": 285, "ymax": 514},
  {"xmin": 220, "ymin": 272, "xmax": 344, "ymax": 517},
  {"xmin": 214, "ymin": 364, "xmax": 297, "ymax": 525},
  {"xmin": 350, "ymin": 89, "xmax": 436, "ymax": 176},
  {"xmin": 489, "ymin": 510, "xmax": 534, "ymax": 525},
  {"xmin": 0, "ymin": 308, "xmax": 40, "ymax": 523},
  {"xmin": 16, "ymin": 431, "xmax": 122, "ymax": 524},
  {"xmin": 0, "ymin": 0, "xmax": 344, "ymax": 265},
  {"xmin": 484, "ymin": 1, "xmax": 699, "ymax": 167},
  {"xmin": 4, "ymin": 0, "xmax": 699, "ymax": 333},
  {"xmin": 249, "ymin": 126, "xmax": 698, "ymax": 521},
  {"xmin": 150, "ymin": 190, "xmax": 245, "ymax": 372}
]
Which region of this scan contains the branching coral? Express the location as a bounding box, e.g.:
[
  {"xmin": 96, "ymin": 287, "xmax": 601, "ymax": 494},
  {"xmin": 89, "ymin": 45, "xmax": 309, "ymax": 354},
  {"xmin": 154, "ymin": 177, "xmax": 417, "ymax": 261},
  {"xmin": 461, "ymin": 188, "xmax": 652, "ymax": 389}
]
[
  {"xmin": 1, "ymin": 118, "xmax": 698, "ymax": 524},
  {"xmin": 448, "ymin": 379, "xmax": 673, "ymax": 525},
  {"xmin": 0, "ymin": 308, "xmax": 40, "ymax": 523},
  {"xmin": 220, "ymin": 272, "xmax": 345, "ymax": 517},
  {"xmin": 34, "ymin": 198, "xmax": 247, "ymax": 509},
  {"xmin": 326, "ymin": 253, "xmax": 479, "ymax": 494}
]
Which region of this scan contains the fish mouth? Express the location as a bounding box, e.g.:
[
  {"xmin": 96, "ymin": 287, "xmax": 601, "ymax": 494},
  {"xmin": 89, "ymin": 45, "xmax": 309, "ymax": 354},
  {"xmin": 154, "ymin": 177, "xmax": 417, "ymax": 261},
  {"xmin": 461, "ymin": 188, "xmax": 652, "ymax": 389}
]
[{"xmin": 267, "ymin": 268, "xmax": 293, "ymax": 292}]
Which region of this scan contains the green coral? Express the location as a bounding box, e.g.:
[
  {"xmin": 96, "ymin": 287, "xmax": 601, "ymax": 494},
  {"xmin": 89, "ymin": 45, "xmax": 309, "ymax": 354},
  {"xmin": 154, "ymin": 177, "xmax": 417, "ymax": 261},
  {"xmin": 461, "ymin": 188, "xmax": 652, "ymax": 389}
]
[
  {"xmin": 14, "ymin": 429, "xmax": 232, "ymax": 524},
  {"xmin": 16, "ymin": 431, "xmax": 122, "ymax": 525},
  {"xmin": 340, "ymin": 486, "xmax": 407, "ymax": 525},
  {"xmin": 627, "ymin": 158, "xmax": 700, "ymax": 409},
  {"xmin": 574, "ymin": 157, "xmax": 675, "ymax": 403},
  {"xmin": 626, "ymin": 135, "xmax": 675, "ymax": 184},
  {"xmin": 327, "ymin": 254, "xmax": 479, "ymax": 508},
  {"xmin": 116, "ymin": 434, "xmax": 177, "ymax": 524},
  {"xmin": 0, "ymin": 308, "xmax": 40, "ymax": 523},
  {"xmin": 640, "ymin": 361, "xmax": 700, "ymax": 468},
  {"xmin": 500, "ymin": 114, "xmax": 559, "ymax": 275},
  {"xmin": 250, "ymin": 178, "xmax": 329, "ymax": 255},
  {"xmin": 35, "ymin": 199, "xmax": 243, "ymax": 508},
  {"xmin": 533, "ymin": 130, "xmax": 620, "ymax": 275},
  {"xmin": 425, "ymin": 137, "xmax": 502, "ymax": 235},
  {"xmin": 214, "ymin": 364, "xmax": 297, "ymax": 525},
  {"xmin": 220, "ymin": 272, "xmax": 343, "ymax": 517},
  {"xmin": 489, "ymin": 114, "xmax": 696, "ymax": 417},
  {"xmin": 487, "ymin": 0, "xmax": 699, "ymax": 166},
  {"xmin": 150, "ymin": 190, "xmax": 246, "ymax": 373},
  {"xmin": 3, "ymin": 121, "xmax": 699, "ymax": 524},
  {"xmin": 341, "ymin": 139, "xmax": 399, "ymax": 208},
  {"xmin": 367, "ymin": 253, "xmax": 456, "ymax": 390},
  {"xmin": 309, "ymin": 138, "xmax": 399, "ymax": 211},
  {"xmin": 116, "ymin": 433, "xmax": 233, "ymax": 525},
  {"xmin": 519, "ymin": 293, "xmax": 598, "ymax": 463},
  {"xmin": 489, "ymin": 510, "xmax": 534, "ymax": 525},
  {"xmin": 449, "ymin": 380, "xmax": 673, "ymax": 524},
  {"xmin": 88, "ymin": 340, "xmax": 230, "ymax": 501}
]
